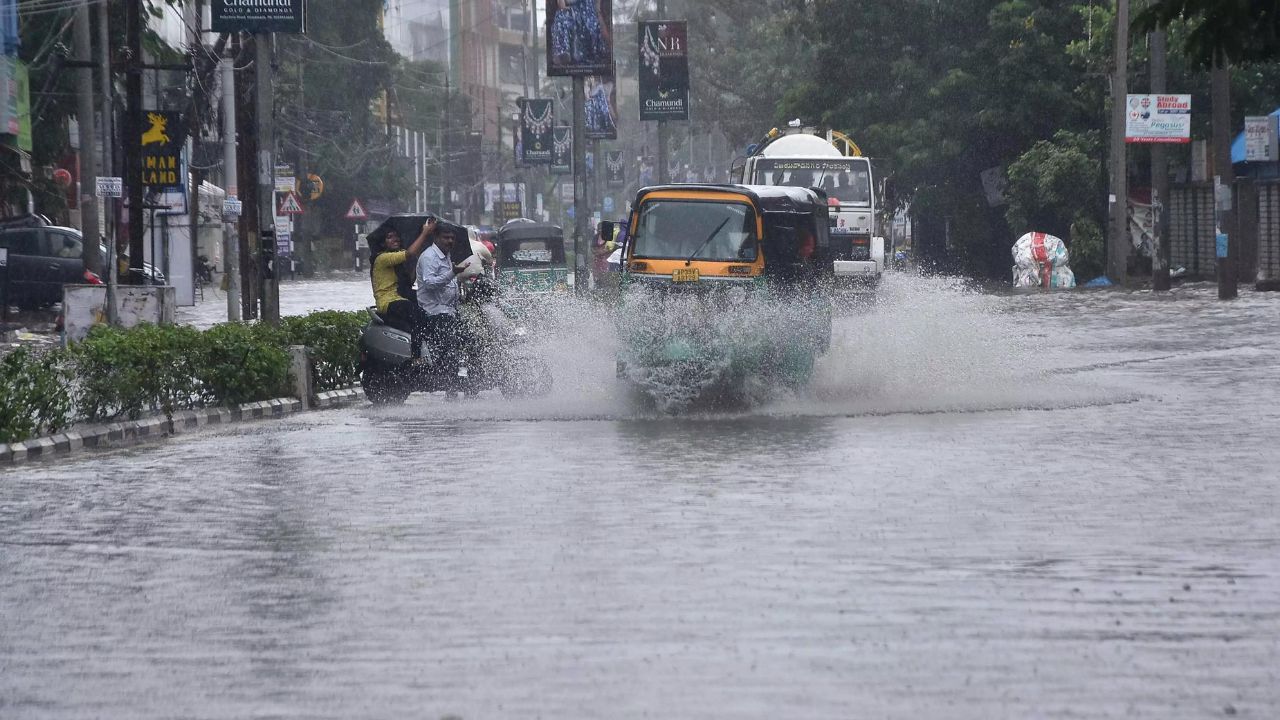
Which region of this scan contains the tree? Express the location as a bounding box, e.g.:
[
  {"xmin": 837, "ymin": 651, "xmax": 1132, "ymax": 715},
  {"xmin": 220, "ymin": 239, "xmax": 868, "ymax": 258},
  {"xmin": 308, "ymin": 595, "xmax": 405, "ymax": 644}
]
[{"xmin": 1133, "ymin": 0, "xmax": 1280, "ymax": 66}]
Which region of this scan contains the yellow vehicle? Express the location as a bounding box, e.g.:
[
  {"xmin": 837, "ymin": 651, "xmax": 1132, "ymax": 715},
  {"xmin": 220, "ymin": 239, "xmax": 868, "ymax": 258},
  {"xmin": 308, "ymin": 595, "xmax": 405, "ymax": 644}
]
[{"xmin": 617, "ymin": 184, "xmax": 835, "ymax": 410}]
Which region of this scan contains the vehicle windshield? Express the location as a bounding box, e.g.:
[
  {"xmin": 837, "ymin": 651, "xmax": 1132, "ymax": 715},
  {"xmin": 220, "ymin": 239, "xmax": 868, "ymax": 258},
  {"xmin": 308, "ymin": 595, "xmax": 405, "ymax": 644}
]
[
  {"xmin": 500, "ymin": 238, "xmax": 563, "ymax": 267},
  {"xmin": 631, "ymin": 200, "xmax": 758, "ymax": 262},
  {"xmin": 754, "ymin": 158, "xmax": 872, "ymax": 206}
]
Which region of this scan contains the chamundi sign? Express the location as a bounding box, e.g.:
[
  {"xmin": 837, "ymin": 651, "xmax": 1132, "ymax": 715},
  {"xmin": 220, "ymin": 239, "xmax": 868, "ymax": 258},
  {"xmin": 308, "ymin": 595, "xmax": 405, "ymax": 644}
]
[{"xmin": 211, "ymin": 0, "xmax": 306, "ymax": 33}]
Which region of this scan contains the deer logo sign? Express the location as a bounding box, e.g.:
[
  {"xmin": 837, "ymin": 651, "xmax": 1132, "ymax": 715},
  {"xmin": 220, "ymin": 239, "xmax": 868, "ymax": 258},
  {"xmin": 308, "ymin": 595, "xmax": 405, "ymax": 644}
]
[{"xmin": 141, "ymin": 113, "xmax": 170, "ymax": 146}]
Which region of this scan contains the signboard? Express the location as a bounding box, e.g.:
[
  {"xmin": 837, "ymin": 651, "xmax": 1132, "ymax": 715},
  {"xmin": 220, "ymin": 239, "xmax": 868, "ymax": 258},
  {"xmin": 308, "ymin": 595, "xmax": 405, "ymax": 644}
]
[
  {"xmin": 222, "ymin": 196, "xmax": 242, "ymax": 217},
  {"xmin": 584, "ymin": 71, "xmax": 618, "ymax": 140},
  {"xmin": 638, "ymin": 21, "xmax": 690, "ymax": 121},
  {"xmin": 277, "ymin": 191, "xmax": 303, "ymax": 215},
  {"xmin": 211, "ymin": 0, "xmax": 306, "ymax": 34},
  {"xmin": 546, "ymin": 0, "xmax": 613, "ymax": 77},
  {"xmin": 1125, "ymin": 94, "xmax": 1191, "ymax": 144},
  {"xmin": 345, "ymin": 199, "xmax": 368, "ymax": 221},
  {"xmin": 551, "ymin": 126, "xmax": 572, "ymax": 174},
  {"xmin": 139, "ymin": 110, "xmax": 185, "ymax": 187},
  {"xmin": 495, "ymin": 201, "xmax": 523, "ymax": 224},
  {"xmin": 1244, "ymin": 115, "xmax": 1279, "ymax": 163},
  {"xmin": 606, "ymin": 150, "xmax": 625, "ymax": 187},
  {"xmin": 274, "ymin": 164, "xmax": 296, "ymax": 192},
  {"xmin": 519, "ymin": 98, "xmax": 553, "ymax": 165},
  {"xmin": 96, "ymin": 176, "xmax": 123, "ymax": 197},
  {"xmin": 0, "ymin": 246, "xmax": 7, "ymax": 266}
]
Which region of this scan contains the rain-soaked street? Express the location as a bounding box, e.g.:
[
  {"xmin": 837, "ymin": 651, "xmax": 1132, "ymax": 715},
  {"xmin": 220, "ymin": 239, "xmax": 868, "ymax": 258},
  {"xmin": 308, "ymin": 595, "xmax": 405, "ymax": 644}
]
[{"xmin": 3, "ymin": 276, "xmax": 1279, "ymax": 718}]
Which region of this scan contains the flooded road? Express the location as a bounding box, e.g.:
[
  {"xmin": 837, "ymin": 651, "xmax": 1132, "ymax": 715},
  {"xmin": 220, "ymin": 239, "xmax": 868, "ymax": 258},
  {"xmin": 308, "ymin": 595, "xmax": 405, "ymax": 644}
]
[{"xmin": 4, "ymin": 276, "xmax": 1279, "ymax": 718}]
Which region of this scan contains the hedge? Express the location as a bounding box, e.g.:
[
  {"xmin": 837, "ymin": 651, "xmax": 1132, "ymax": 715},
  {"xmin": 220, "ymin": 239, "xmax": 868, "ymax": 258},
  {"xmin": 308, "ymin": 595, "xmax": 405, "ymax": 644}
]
[{"xmin": 0, "ymin": 310, "xmax": 367, "ymax": 444}]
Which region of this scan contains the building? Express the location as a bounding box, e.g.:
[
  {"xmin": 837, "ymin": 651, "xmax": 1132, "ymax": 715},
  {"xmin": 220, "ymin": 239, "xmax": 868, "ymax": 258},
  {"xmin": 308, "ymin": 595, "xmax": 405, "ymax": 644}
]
[
  {"xmin": 384, "ymin": 0, "xmax": 450, "ymax": 65},
  {"xmin": 451, "ymin": 0, "xmax": 541, "ymax": 144}
]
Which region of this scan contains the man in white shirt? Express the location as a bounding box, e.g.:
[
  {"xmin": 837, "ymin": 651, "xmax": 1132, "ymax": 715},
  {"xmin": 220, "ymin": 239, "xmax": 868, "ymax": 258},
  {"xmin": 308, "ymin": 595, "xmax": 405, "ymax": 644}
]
[{"xmin": 416, "ymin": 226, "xmax": 472, "ymax": 382}]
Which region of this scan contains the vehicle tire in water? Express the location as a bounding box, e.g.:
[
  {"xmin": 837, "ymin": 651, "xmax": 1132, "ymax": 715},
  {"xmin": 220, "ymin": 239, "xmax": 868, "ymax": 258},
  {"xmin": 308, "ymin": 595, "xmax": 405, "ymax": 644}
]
[{"xmin": 362, "ymin": 366, "xmax": 410, "ymax": 405}]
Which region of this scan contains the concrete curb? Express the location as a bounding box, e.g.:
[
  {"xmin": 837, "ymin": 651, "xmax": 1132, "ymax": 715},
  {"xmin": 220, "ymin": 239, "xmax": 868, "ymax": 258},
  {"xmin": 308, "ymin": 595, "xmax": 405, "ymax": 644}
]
[{"xmin": 0, "ymin": 389, "xmax": 364, "ymax": 468}]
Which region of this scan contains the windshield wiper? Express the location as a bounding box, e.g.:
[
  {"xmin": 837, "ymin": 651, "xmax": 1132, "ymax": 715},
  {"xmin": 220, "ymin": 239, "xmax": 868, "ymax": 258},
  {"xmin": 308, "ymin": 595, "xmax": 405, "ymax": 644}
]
[{"xmin": 686, "ymin": 217, "xmax": 732, "ymax": 265}]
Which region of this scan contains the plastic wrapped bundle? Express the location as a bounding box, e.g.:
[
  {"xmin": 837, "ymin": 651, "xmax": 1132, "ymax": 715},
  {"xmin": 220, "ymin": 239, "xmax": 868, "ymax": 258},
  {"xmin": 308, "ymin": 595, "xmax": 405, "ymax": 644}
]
[{"xmin": 1012, "ymin": 232, "xmax": 1074, "ymax": 289}]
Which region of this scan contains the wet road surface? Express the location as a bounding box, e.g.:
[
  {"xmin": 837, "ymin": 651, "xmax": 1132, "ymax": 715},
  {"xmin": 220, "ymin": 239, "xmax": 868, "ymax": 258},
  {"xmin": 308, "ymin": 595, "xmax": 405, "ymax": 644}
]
[{"xmin": 3, "ymin": 276, "xmax": 1278, "ymax": 718}]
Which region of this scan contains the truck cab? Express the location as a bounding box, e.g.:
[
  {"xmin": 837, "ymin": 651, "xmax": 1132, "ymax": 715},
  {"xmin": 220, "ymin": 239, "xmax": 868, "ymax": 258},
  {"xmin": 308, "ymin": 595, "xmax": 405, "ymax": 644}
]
[{"xmin": 738, "ymin": 128, "xmax": 884, "ymax": 287}]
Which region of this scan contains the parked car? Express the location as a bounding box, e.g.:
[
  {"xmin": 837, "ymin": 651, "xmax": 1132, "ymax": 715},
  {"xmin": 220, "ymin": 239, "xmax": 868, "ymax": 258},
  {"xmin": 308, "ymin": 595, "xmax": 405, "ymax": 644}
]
[{"xmin": 0, "ymin": 219, "xmax": 164, "ymax": 310}]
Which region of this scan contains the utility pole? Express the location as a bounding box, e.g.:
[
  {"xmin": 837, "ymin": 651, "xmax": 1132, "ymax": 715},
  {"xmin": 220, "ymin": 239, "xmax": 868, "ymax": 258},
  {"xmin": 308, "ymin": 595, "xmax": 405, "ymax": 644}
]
[
  {"xmin": 73, "ymin": 0, "xmax": 100, "ymax": 276},
  {"xmin": 97, "ymin": 0, "xmax": 117, "ymax": 323},
  {"xmin": 256, "ymin": 33, "xmax": 279, "ymax": 324},
  {"xmin": 1212, "ymin": 52, "xmax": 1237, "ymax": 300},
  {"xmin": 1150, "ymin": 26, "xmax": 1171, "ymax": 291},
  {"xmin": 572, "ymin": 76, "xmax": 588, "ymax": 292},
  {"xmin": 235, "ymin": 35, "xmax": 258, "ymax": 319},
  {"xmin": 656, "ymin": 0, "xmax": 669, "ymax": 184},
  {"xmin": 221, "ymin": 40, "xmax": 242, "ymax": 321},
  {"xmin": 125, "ymin": 0, "xmax": 145, "ymax": 283},
  {"xmin": 1107, "ymin": 0, "xmax": 1130, "ymax": 283}
]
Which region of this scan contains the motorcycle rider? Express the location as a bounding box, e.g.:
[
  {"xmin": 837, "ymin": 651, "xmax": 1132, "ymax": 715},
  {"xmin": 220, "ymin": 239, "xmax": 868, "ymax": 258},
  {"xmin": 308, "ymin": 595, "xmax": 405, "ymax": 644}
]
[
  {"xmin": 370, "ymin": 218, "xmax": 437, "ymax": 358},
  {"xmin": 416, "ymin": 224, "xmax": 474, "ymax": 384}
]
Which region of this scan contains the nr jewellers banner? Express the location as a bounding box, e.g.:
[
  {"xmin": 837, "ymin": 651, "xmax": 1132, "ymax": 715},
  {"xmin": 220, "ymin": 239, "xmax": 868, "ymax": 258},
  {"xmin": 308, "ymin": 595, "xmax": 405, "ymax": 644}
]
[
  {"xmin": 139, "ymin": 110, "xmax": 185, "ymax": 188},
  {"xmin": 584, "ymin": 71, "xmax": 618, "ymax": 140},
  {"xmin": 552, "ymin": 126, "xmax": 573, "ymax": 174},
  {"xmin": 546, "ymin": 0, "xmax": 613, "ymax": 77},
  {"xmin": 211, "ymin": 0, "xmax": 306, "ymax": 34},
  {"xmin": 638, "ymin": 21, "xmax": 689, "ymax": 121},
  {"xmin": 519, "ymin": 98, "xmax": 554, "ymax": 165},
  {"xmin": 606, "ymin": 150, "xmax": 625, "ymax": 187}
]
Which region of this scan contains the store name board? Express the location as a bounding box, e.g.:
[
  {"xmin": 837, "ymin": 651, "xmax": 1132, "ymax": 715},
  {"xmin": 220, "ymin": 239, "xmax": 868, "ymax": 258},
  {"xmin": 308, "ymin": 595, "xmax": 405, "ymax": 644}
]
[{"xmin": 211, "ymin": 0, "xmax": 306, "ymax": 33}]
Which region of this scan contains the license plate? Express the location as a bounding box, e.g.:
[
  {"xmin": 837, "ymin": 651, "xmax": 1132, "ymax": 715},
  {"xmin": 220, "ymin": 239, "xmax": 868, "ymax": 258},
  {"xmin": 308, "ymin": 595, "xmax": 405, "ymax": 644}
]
[{"xmin": 671, "ymin": 268, "xmax": 700, "ymax": 283}]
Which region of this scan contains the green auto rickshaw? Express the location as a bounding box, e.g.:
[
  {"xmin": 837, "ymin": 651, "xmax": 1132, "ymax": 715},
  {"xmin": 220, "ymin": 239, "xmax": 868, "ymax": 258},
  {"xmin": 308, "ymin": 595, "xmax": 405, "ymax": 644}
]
[{"xmin": 495, "ymin": 220, "xmax": 570, "ymax": 295}]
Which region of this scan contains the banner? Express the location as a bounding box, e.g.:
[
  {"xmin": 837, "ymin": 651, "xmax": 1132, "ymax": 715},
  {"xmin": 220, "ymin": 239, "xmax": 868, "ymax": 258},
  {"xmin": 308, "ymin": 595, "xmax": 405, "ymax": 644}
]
[
  {"xmin": 584, "ymin": 71, "xmax": 617, "ymax": 140},
  {"xmin": 139, "ymin": 110, "xmax": 185, "ymax": 188},
  {"xmin": 519, "ymin": 98, "xmax": 553, "ymax": 165},
  {"xmin": 606, "ymin": 150, "xmax": 625, "ymax": 187},
  {"xmin": 1244, "ymin": 115, "xmax": 1279, "ymax": 163},
  {"xmin": 1125, "ymin": 94, "xmax": 1191, "ymax": 144},
  {"xmin": 546, "ymin": 0, "xmax": 613, "ymax": 77},
  {"xmin": 638, "ymin": 21, "xmax": 689, "ymax": 121},
  {"xmin": 552, "ymin": 126, "xmax": 572, "ymax": 174},
  {"xmin": 211, "ymin": 0, "xmax": 306, "ymax": 33}
]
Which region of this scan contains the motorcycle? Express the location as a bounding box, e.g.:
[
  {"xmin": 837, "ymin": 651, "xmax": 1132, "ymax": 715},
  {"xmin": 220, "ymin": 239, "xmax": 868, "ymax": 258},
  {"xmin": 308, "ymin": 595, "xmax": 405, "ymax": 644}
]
[{"xmin": 357, "ymin": 276, "xmax": 554, "ymax": 404}]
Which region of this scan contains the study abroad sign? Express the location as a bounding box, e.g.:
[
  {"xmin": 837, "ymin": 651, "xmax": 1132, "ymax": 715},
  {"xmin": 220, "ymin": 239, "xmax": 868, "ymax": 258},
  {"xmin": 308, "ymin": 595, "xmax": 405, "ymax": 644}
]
[
  {"xmin": 638, "ymin": 21, "xmax": 689, "ymax": 121},
  {"xmin": 211, "ymin": 0, "xmax": 306, "ymax": 34},
  {"xmin": 1125, "ymin": 94, "xmax": 1191, "ymax": 144}
]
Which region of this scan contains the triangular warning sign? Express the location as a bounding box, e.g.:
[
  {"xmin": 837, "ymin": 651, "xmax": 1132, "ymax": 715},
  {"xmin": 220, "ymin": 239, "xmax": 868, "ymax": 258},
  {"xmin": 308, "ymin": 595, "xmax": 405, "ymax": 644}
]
[
  {"xmin": 277, "ymin": 191, "xmax": 304, "ymax": 216},
  {"xmin": 345, "ymin": 199, "xmax": 368, "ymax": 220}
]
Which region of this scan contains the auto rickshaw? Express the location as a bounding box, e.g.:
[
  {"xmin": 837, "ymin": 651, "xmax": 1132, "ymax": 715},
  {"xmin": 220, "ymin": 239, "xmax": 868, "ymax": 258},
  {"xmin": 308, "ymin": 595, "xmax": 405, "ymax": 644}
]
[
  {"xmin": 494, "ymin": 220, "xmax": 570, "ymax": 295},
  {"xmin": 616, "ymin": 184, "xmax": 835, "ymax": 410}
]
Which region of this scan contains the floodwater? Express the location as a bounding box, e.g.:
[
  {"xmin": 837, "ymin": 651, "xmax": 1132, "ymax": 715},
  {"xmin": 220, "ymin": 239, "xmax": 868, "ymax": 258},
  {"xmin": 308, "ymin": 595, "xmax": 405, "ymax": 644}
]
[{"xmin": 3, "ymin": 275, "xmax": 1278, "ymax": 718}]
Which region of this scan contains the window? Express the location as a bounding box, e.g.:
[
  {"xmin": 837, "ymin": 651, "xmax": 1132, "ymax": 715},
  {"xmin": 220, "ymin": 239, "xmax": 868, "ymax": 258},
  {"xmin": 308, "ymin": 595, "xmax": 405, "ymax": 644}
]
[
  {"xmin": 46, "ymin": 232, "xmax": 83, "ymax": 259},
  {"xmin": 0, "ymin": 230, "xmax": 40, "ymax": 255},
  {"xmin": 632, "ymin": 200, "xmax": 758, "ymax": 262}
]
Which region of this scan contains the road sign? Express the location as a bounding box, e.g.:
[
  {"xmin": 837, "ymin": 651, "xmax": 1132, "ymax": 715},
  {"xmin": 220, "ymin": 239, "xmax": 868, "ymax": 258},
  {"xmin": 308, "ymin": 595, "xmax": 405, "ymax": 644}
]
[
  {"xmin": 345, "ymin": 198, "xmax": 368, "ymax": 221},
  {"xmin": 277, "ymin": 191, "xmax": 304, "ymax": 216},
  {"xmin": 96, "ymin": 176, "xmax": 123, "ymax": 197}
]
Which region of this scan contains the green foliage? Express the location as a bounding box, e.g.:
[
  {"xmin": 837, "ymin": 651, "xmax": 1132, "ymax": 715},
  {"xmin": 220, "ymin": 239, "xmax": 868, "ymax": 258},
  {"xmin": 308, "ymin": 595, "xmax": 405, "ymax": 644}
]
[
  {"xmin": 192, "ymin": 323, "xmax": 292, "ymax": 407},
  {"xmin": 1005, "ymin": 130, "xmax": 1103, "ymax": 237},
  {"xmin": 1134, "ymin": 0, "xmax": 1280, "ymax": 66},
  {"xmin": 1069, "ymin": 213, "xmax": 1105, "ymax": 282},
  {"xmin": 280, "ymin": 310, "xmax": 366, "ymax": 391},
  {"xmin": 69, "ymin": 324, "xmax": 202, "ymax": 421},
  {"xmin": 0, "ymin": 349, "xmax": 71, "ymax": 444}
]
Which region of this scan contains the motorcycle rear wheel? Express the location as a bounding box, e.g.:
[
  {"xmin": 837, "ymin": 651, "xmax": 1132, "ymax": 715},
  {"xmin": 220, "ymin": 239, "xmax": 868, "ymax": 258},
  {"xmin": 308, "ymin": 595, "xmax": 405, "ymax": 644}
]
[{"xmin": 362, "ymin": 366, "xmax": 411, "ymax": 405}]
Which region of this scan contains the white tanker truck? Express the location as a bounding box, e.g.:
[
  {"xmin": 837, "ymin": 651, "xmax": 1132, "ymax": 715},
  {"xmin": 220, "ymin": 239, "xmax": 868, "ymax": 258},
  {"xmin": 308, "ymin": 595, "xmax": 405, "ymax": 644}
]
[{"xmin": 734, "ymin": 124, "xmax": 885, "ymax": 287}]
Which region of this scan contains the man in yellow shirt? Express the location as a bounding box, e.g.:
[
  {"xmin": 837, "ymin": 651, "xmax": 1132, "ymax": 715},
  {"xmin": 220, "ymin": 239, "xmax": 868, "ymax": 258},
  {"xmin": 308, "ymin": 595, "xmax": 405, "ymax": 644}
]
[{"xmin": 370, "ymin": 217, "xmax": 436, "ymax": 357}]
